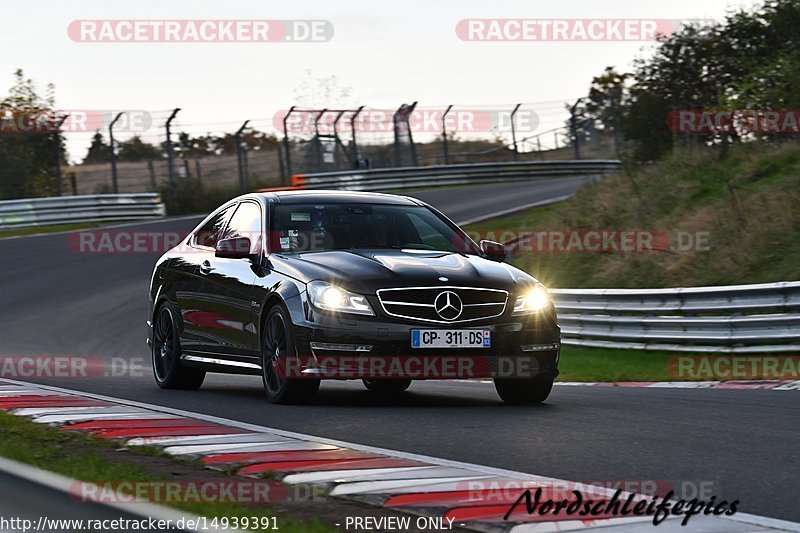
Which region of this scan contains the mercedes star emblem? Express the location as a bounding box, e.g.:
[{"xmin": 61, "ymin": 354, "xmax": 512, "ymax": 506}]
[{"xmin": 434, "ymin": 291, "xmax": 463, "ymax": 320}]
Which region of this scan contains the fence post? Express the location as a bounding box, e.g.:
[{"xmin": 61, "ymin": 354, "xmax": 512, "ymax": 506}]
[
  {"xmin": 147, "ymin": 160, "xmax": 156, "ymax": 190},
  {"xmin": 235, "ymin": 120, "xmax": 250, "ymax": 194},
  {"xmin": 393, "ymin": 102, "xmax": 418, "ymax": 167},
  {"xmin": 282, "ymin": 106, "xmax": 295, "ymax": 180},
  {"xmin": 332, "ymin": 110, "xmax": 346, "ymax": 170},
  {"xmin": 350, "ymin": 106, "xmax": 364, "ymax": 167},
  {"xmin": 53, "ymin": 115, "xmax": 68, "ymax": 196},
  {"xmin": 442, "ymin": 104, "xmax": 453, "ymax": 164},
  {"xmin": 570, "ymin": 99, "xmax": 582, "ymax": 160},
  {"xmin": 276, "ymin": 144, "xmax": 286, "ymax": 184},
  {"xmin": 510, "ymin": 104, "xmax": 521, "ymax": 161},
  {"xmin": 165, "ymin": 108, "xmax": 181, "ymax": 204},
  {"xmin": 108, "ymin": 112, "xmax": 124, "ymax": 194},
  {"xmin": 313, "ymin": 109, "xmax": 327, "ymax": 172}
]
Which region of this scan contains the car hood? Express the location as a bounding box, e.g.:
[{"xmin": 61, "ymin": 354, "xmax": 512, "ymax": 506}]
[{"xmin": 269, "ymin": 249, "xmax": 535, "ymax": 293}]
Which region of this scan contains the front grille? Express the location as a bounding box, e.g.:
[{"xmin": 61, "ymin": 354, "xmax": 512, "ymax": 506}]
[{"xmin": 376, "ymin": 286, "xmax": 508, "ymax": 324}]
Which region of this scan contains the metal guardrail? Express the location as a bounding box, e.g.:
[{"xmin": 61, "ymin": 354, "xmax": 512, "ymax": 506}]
[
  {"xmin": 550, "ymin": 281, "xmax": 800, "ymax": 353},
  {"xmin": 0, "ymin": 194, "xmax": 166, "ymax": 229},
  {"xmin": 275, "ymin": 160, "xmax": 622, "ymax": 192}
]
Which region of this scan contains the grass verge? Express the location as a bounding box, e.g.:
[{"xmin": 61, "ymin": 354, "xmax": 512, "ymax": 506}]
[
  {"xmin": 556, "ymin": 345, "xmax": 795, "ymax": 382},
  {"xmin": 464, "ymin": 143, "xmax": 800, "ymax": 288},
  {"xmin": 0, "ymin": 411, "xmax": 336, "ymax": 532},
  {"xmin": 557, "ymin": 346, "xmax": 681, "ymax": 382},
  {"xmin": 0, "ymin": 221, "xmax": 126, "ymax": 240}
]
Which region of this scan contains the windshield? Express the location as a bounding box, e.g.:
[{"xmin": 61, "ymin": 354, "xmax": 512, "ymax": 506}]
[{"xmin": 269, "ymin": 202, "xmax": 480, "ymax": 255}]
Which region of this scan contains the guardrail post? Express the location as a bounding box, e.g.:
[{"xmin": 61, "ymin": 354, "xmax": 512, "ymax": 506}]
[
  {"xmin": 235, "ymin": 120, "xmax": 250, "ymax": 194},
  {"xmin": 510, "ymin": 104, "xmax": 521, "ymax": 161},
  {"xmin": 442, "ymin": 105, "xmax": 453, "ymax": 164},
  {"xmin": 165, "ymin": 108, "xmax": 181, "ymax": 205},
  {"xmin": 108, "ymin": 112, "xmax": 124, "ymax": 194}
]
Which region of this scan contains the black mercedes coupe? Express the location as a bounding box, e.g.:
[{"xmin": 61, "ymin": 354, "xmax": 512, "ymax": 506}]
[{"xmin": 147, "ymin": 190, "xmax": 560, "ymax": 404}]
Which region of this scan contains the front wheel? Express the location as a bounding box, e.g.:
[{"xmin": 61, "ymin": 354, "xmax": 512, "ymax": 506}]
[
  {"xmin": 261, "ymin": 305, "xmax": 320, "ymax": 404},
  {"xmin": 152, "ymin": 304, "xmax": 205, "ymax": 390},
  {"xmin": 494, "ymin": 378, "xmax": 553, "ymax": 404}
]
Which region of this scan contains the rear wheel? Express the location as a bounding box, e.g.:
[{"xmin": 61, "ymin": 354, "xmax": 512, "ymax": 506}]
[
  {"xmin": 152, "ymin": 304, "xmax": 205, "ymax": 390},
  {"xmin": 362, "ymin": 379, "xmax": 412, "ymax": 393},
  {"xmin": 494, "ymin": 378, "xmax": 553, "ymax": 404},
  {"xmin": 261, "ymin": 305, "xmax": 320, "ymax": 404}
]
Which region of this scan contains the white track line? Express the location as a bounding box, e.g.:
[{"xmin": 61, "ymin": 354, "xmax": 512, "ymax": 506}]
[{"xmin": 3, "ymin": 378, "xmax": 799, "ymax": 533}]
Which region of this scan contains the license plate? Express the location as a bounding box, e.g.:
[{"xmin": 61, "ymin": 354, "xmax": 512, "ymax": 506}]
[{"xmin": 411, "ymin": 329, "xmax": 491, "ymax": 349}]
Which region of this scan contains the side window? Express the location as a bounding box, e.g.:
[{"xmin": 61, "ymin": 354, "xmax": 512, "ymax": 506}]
[
  {"xmin": 223, "ymin": 202, "xmax": 263, "ymax": 251},
  {"xmin": 194, "ymin": 205, "xmax": 233, "ymax": 248}
]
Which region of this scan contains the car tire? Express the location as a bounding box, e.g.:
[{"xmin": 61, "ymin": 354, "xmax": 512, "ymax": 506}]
[
  {"xmin": 494, "ymin": 378, "xmax": 553, "ymax": 404},
  {"xmin": 362, "ymin": 379, "xmax": 412, "ymax": 393},
  {"xmin": 152, "ymin": 304, "xmax": 206, "ymax": 390},
  {"xmin": 261, "ymin": 305, "xmax": 320, "ymax": 404}
]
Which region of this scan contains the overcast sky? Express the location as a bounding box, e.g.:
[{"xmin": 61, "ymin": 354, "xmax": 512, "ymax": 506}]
[{"xmin": 2, "ymin": 0, "xmax": 758, "ymax": 162}]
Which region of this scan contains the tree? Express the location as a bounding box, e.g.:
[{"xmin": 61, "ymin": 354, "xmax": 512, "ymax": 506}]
[
  {"xmin": 172, "ymin": 129, "xmax": 281, "ymax": 157},
  {"xmin": 0, "ymin": 69, "xmax": 61, "ymax": 199},
  {"xmin": 584, "ymin": 67, "xmax": 631, "ymax": 132},
  {"xmin": 576, "ymin": 0, "xmax": 800, "ymax": 161},
  {"xmin": 117, "ymin": 136, "xmax": 162, "ymax": 162},
  {"xmin": 82, "ymin": 131, "xmax": 111, "ymax": 164},
  {"xmin": 292, "ymin": 69, "xmax": 353, "ymax": 108}
]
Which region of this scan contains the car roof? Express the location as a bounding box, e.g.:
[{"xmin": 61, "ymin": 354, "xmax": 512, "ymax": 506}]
[{"xmin": 257, "ymin": 189, "xmax": 422, "ymax": 206}]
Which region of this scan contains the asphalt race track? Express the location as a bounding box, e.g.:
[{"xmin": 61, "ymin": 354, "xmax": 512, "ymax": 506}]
[{"xmin": 1, "ymin": 179, "xmax": 798, "ymax": 523}]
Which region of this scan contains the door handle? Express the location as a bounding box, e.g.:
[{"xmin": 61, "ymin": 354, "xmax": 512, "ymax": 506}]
[{"xmin": 199, "ymin": 260, "xmax": 215, "ymax": 274}]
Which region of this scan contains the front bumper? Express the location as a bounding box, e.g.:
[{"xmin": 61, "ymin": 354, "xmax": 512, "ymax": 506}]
[{"xmin": 286, "ymin": 305, "xmax": 560, "ymax": 381}]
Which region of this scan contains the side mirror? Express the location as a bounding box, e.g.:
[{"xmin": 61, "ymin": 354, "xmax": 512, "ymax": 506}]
[
  {"xmin": 480, "ymin": 240, "xmax": 506, "ymax": 262},
  {"xmin": 215, "ymin": 237, "xmax": 252, "ymax": 259}
]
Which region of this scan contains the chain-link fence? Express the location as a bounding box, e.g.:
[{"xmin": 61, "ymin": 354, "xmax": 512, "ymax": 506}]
[{"xmin": 2, "ymin": 100, "xmax": 623, "ymax": 206}]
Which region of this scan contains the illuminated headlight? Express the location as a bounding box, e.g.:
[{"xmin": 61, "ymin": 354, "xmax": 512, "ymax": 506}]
[
  {"xmin": 307, "ymin": 281, "xmax": 374, "ymax": 316},
  {"xmin": 513, "ymin": 283, "xmax": 550, "ymax": 315}
]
